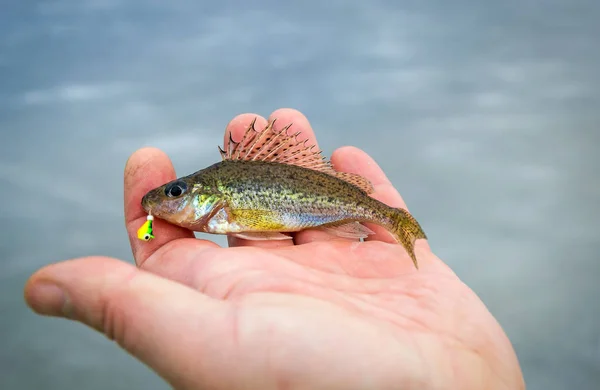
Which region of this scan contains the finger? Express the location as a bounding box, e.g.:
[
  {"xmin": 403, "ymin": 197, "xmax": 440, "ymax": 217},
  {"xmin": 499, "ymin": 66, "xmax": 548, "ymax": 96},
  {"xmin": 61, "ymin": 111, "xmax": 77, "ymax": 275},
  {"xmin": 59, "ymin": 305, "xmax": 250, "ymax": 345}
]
[
  {"xmin": 328, "ymin": 146, "xmax": 429, "ymax": 249},
  {"xmin": 124, "ymin": 148, "xmax": 211, "ymax": 266},
  {"xmin": 223, "ymin": 112, "xmax": 268, "ymax": 149},
  {"xmin": 330, "ymin": 146, "xmax": 407, "ymax": 209},
  {"xmin": 23, "ymin": 256, "xmax": 229, "ymax": 390}
]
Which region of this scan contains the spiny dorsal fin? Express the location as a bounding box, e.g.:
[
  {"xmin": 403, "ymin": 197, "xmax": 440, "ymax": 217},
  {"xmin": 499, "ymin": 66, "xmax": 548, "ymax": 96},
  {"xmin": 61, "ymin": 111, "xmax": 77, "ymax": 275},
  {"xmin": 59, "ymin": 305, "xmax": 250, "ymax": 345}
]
[{"xmin": 220, "ymin": 118, "xmax": 374, "ymax": 193}]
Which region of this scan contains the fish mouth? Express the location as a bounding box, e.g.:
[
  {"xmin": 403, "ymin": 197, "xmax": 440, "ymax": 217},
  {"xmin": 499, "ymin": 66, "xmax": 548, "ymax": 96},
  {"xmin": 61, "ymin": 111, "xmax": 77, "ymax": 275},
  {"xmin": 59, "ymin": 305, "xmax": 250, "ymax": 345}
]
[
  {"xmin": 140, "ymin": 189, "xmax": 189, "ymax": 222},
  {"xmin": 141, "ymin": 191, "xmax": 155, "ymax": 214}
]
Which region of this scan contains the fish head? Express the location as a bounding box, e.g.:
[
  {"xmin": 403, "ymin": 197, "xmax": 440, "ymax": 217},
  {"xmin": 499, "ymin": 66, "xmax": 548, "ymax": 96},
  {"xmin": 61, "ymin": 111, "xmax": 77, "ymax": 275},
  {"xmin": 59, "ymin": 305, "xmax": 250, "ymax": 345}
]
[{"xmin": 141, "ymin": 176, "xmax": 221, "ymax": 229}]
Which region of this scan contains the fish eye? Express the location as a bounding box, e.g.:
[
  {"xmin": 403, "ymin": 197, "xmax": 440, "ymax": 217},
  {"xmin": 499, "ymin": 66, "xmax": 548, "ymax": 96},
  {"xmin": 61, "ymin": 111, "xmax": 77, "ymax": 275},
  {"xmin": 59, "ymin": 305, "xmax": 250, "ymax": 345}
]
[{"xmin": 165, "ymin": 181, "xmax": 187, "ymax": 197}]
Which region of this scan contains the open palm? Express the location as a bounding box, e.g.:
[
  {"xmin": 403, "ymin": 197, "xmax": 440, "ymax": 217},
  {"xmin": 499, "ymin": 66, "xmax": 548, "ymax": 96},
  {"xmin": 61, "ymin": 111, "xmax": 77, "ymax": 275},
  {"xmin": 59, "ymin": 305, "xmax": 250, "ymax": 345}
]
[{"xmin": 25, "ymin": 109, "xmax": 524, "ymax": 389}]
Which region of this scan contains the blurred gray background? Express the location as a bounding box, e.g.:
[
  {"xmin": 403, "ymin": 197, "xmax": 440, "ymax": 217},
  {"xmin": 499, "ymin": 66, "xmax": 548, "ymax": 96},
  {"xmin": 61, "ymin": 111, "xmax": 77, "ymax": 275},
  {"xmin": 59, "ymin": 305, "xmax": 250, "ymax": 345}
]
[{"xmin": 1, "ymin": 1, "xmax": 598, "ymax": 389}]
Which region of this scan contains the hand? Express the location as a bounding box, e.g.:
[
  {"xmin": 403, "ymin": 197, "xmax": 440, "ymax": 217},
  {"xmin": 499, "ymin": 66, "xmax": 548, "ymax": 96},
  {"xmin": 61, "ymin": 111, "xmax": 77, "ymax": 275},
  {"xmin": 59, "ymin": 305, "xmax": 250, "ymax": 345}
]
[{"xmin": 24, "ymin": 108, "xmax": 525, "ymax": 389}]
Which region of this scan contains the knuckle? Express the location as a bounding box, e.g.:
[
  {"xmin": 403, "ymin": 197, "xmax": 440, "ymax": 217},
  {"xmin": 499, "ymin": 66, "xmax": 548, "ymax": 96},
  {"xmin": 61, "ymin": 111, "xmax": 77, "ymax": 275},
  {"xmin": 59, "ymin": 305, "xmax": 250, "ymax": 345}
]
[{"xmin": 98, "ymin": 269, "xmax": 140, "ymax": 352}]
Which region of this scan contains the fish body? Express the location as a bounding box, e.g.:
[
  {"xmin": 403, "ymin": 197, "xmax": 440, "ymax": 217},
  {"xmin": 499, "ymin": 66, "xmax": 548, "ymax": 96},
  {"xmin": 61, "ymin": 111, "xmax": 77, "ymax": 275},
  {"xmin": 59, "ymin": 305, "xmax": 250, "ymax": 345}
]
[{"xmin": 141, "ymin": 119, "xmax": 427, "ymax": 268}]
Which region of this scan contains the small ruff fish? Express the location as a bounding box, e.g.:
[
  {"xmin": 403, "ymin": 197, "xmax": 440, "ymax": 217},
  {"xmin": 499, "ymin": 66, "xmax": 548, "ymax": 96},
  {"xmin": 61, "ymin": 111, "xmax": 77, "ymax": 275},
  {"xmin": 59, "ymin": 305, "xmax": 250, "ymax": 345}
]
[{"xmin": 140, "ymin": 118, "xmax": 427, "ymax": 268}]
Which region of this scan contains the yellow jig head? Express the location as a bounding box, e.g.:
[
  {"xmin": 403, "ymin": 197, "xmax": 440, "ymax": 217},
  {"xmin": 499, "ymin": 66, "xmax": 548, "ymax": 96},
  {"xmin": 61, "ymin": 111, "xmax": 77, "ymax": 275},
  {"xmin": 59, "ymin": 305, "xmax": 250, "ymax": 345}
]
[{"xmin": 137, "ymin": 214, "xmax": 155, "ymax": 241}]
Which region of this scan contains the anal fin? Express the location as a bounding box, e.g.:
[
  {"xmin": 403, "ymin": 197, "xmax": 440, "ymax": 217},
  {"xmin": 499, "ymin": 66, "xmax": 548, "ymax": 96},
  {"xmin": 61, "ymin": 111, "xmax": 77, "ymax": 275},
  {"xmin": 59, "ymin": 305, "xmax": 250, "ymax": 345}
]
[
  {"xmin": 220, "ymin": 119, "xmax": 376, "ymax": 195},
  {"xmin": 230, "ymin": 232, "xmax": 293, "ymax": 241},
  {"xmin": 320, "ymin": 221, "xmax": 375, "ymax": 239}
]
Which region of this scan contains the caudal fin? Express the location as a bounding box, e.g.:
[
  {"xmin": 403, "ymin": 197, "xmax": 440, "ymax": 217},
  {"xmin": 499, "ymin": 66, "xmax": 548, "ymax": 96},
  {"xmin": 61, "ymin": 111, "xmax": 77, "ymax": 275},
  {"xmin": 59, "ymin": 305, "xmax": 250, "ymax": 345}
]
[{"xmin": 386, "ymin": 208, "xmax": 427, "ymax": 269}]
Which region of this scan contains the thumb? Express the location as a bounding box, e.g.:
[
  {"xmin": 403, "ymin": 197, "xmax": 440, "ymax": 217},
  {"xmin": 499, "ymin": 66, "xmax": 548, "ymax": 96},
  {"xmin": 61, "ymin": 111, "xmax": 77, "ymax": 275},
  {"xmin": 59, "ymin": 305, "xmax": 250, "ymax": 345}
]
[{"xmin": 24, "ymin": 256, "xmax": 227, "ymax": 389}]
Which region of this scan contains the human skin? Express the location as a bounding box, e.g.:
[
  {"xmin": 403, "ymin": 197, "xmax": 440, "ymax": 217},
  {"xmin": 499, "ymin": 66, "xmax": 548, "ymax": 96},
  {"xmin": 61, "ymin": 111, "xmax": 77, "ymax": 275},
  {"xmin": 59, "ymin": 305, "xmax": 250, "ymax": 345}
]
[{"xmin": 24, "ymin": 108, "xmax": 526, "ymax": 389}]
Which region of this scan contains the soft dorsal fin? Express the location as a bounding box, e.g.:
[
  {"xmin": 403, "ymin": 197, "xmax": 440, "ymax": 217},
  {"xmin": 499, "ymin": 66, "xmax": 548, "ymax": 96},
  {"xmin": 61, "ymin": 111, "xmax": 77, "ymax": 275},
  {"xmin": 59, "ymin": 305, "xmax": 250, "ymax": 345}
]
[
  {"xmin": 219, "ymin": 118, "xmax": 374, "ymax": 194},
  {"xmin": 334, "ymin": 172, "xmax": 375, "ymax": 194}
]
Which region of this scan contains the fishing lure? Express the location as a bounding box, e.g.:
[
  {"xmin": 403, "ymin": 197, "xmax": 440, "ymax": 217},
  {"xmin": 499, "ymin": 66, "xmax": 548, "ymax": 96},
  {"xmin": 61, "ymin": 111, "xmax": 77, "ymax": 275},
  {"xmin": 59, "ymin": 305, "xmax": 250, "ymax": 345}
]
[{"xmin": 137, "ymin": 214, "xmax": 155, "ymax": 241}]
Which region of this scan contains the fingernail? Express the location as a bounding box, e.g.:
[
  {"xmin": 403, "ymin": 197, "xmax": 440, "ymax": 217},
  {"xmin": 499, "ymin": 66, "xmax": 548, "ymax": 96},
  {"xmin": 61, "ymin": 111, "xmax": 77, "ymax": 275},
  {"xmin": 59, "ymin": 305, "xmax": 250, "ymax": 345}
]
[{"xmin": 28, "ymin": 282, "xmax": 69, "ymax": 317}]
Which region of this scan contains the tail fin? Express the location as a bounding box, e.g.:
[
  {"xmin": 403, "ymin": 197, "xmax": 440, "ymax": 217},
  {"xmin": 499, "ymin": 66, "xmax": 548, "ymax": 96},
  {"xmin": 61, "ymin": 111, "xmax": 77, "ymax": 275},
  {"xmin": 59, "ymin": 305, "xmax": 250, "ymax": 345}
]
[{"xmin": 386, "ymin": 207, "xmax": 427, "ymax": 269}]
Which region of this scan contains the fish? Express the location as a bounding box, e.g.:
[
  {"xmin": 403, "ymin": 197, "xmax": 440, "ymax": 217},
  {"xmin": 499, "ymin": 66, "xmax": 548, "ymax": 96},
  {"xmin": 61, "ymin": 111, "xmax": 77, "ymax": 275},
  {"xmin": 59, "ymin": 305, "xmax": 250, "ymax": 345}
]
[{"xmin": 141, "ymin": 118, "xmax": 427, "ymax": 268}]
